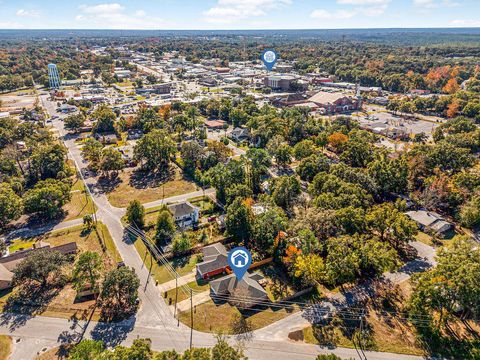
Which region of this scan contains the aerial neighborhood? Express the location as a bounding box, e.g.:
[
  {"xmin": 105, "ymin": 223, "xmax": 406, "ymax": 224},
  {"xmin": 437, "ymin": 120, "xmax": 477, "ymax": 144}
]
[{"xmin": 0, "ymin": 19, "xmax": 479, "ymax": 360}]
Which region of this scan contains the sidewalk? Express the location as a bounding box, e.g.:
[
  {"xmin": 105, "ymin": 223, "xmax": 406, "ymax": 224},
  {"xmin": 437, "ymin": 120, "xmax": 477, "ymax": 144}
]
[
  {"xmin": 2, "ymin": 217, "xmax": 85, "ymax": 242},
  {"xmin": 158, "ymin": 271, "xmax": 196, "ymax": 292},
  {"xmin": 173, "ymin": 290, "xmax": 211, "ymax": 313}
]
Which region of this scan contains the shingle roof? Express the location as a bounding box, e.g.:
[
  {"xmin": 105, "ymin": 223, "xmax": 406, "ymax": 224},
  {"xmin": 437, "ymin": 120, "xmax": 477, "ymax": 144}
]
[
  {"xmin": 210, "ymin": 272, "xmax": 268, "ymax": 300},
  {"xmin": 308, "ymin": 91, "xmax": 352, "ymax": 105},
  {"xmin": 0, "ymin": 264, "xmax": 13, "ymax": 283},
  {"xmin": 167, "ymin": 202, "xmax": 198, "ymax": 218}
]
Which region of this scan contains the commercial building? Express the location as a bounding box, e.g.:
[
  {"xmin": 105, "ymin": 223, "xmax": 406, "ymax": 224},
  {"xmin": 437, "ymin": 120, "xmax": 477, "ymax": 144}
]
[{"xmin": 264, "ymin": 75, "xmax": 295, "ymax": 91}]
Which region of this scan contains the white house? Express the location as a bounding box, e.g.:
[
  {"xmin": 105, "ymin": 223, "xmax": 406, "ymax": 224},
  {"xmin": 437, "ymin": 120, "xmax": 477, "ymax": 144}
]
[{"xmin": 167, "ymin": 201, "xmax": 200, "ymax": 228}]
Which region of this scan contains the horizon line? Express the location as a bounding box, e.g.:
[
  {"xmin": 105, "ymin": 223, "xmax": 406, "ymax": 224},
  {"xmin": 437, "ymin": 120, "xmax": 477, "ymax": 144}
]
[{"xmin": 0, "ymin": 27, "xmax": 479, "ymax": 31}]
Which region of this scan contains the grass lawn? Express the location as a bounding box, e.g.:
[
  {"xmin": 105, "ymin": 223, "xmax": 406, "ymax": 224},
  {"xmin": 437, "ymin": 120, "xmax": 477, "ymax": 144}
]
[
  {"xmin": 115, "ymin": 81, "xmax": 133, "ymax": 88},
  {"xmin": 257, "ymin": 264, "xmax": 298, "ymax": 302},
  {"xmin": 8, "ymin": 238, "xmax": 37, "ymax": 253},
  {"xmin": 415, "ymin": 231, "xmax": 434, "ymax": 246},
  {"xmin": 133, "ymin": 237, "xmax": 200, "ymax": 284},
  {"xmin": 106, "ymin": 167, "xmax": 197, "ymax": 208},
  {"xmin": 304, "ymin": 279, "xmax": 423, "ymax": 356},
  {"xmin": 0, "ymin": 223, "xmax": 120, "ymax": 321},
  {"xmin": 178, "ymin": 300, "xmax": 301, "ymax": 333},
  {"xmin": 0, "ymin": 335, "xmax": 11, "ymax": 360},
  {"xmin": 164, "ymin": 279, "xmax": 210, "ymax": 304},
  {"xmin": 62, "ymin": 179, "xmax": 96, "ymax": 222},
  {"xmin": 302, "ymin": 308, "xmax": 424, "ymax": 356}
]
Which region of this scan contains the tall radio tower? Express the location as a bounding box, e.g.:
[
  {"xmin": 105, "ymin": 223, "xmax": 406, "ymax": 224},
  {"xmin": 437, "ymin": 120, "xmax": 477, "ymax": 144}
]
[{"xmin": 48, "ymin": 64, "xmax": 61, "ymax": 89}]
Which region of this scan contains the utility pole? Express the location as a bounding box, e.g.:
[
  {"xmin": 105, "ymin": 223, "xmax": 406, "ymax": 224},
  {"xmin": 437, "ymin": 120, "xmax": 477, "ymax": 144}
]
[
  {"xmin": 190, "ymin": 288, "xmax": 193, "ymax": 349},
  {"xmin": 174, "ymin": 273, "xmax": 178, "ymax": 318}
]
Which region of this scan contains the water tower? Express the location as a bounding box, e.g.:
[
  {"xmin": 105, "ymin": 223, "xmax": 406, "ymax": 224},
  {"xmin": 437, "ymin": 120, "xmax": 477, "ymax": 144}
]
[{"xmin": 47, "ymin": 64, "xmax": 61, "ymax": 89}]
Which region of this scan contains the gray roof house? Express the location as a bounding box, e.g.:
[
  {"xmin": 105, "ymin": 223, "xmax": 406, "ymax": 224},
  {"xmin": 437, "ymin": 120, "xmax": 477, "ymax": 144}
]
[
  {"xmin": 229, "ymin": 127, "xmax": 250, "ymax": 142},
  {"xmin": 0, "ymin": 242, "xmax": 78, "ymax": 290},
  {"xmin": 196, "ymin": 243, "xmax": 228, "ymax": 279},
  {"xmin": 405, "ymin": 210, "xmax": 453, "ymax": 236},
  {"xmin": 209, "ymin": 272, "xmax": 268, "ymax": 307},
  {"xmin": 167, "ymin": 201, "xmax": 199, "ymax": 228}
]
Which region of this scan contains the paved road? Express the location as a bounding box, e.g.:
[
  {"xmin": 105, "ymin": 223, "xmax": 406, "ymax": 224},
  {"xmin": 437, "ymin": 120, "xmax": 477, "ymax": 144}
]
[
  {"xmin": 2, "ymin": 218, "xmax": 84, "ymax": 243},
  {"xmin": 0, "ymin": 94, "xmax": 427, "ymax": 360},
  {"xmin": 255, "ymin": 240, "xmax": 437, "ymax": 342},
  {"xmin": 1, "ymin": 313, "xmax": 422, "ymax": 360}
]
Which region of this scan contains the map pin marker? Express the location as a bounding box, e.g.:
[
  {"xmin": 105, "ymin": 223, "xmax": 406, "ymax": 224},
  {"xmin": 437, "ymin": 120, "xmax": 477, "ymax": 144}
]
[
  {"xmin": 261, "ymin": 49, "xmax": 278, "ymax": 72},
  {"xmin": 227, "ymin": 246, "xmax": 252, "ymax": 281}
]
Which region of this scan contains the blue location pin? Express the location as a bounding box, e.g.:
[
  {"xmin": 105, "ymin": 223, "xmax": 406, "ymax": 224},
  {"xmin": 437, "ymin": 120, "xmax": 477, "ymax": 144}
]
[
  {"xmin": 227, "ymin": 246, "xmax": 252, "ymax": 281},
  {"xmin": 261, "ymin": 49, "xmax": 278, "ymax": 71}
]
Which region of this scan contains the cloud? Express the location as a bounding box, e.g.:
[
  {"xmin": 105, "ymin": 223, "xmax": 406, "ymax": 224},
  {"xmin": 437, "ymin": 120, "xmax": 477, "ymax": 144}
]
[
  {"xmin": 310, "ymin": 9, "xmax": 357, "ymax": 19},
  {"xmin": 76, "ymin": 2, "xmax": 164, "ymax": 29},
  {"xmin": 311, "ymin": 0, "xmax": 389, "ymax": 21},
  {"xmin": 203, "ymin": 0, "xmax": 292, "ymax": 24},
  {"xmin": 338, "ymin": 0, "xmax": 389, "ymax": 4},
  {"xmin": 16, "ymin": 9, "xmax": 40, "ymax": 18},
  {"xmin": 450, "ymin": 19, "xmax": 480, "ymax": 27},
  {"xmin": 413, "ymin": 0, "xmax": 460, "ymax": 8}
]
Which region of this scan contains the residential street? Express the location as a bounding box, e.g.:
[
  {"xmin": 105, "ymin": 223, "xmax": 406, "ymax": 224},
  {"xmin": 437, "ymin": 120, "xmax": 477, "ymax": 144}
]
[{"xmin": 0, "ymin": 94, "xmax": 430, "ymax": 360}]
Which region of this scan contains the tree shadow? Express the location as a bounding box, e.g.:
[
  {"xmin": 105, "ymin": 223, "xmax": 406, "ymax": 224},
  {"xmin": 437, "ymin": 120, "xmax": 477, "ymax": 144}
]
[
  {"xmin": 90, "ymin": 316, "xmax": 136, "ymax": 347},
  {"xmin": 96, "ymin": 174, "xmax": 122, "ymax": 194},
  {"xmin": 0, "ymin": 284, "xmax": 61, "ymax": 331},
  {"xmin": 129, "ymin": 166, "xmax": 174, "ymax": 190}
]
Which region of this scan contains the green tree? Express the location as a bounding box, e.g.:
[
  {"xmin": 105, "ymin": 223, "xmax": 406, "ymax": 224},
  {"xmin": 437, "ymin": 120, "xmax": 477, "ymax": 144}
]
[
  {"xmin": 181, "ymin": 348, "xmax": 211, "ymax": 360},
  {"xmin": 64, "ymin": 113, "xmax": 86, "ymax": 133},
  {"xmin": 134, "ymin": 129, "xmax": 176, "ymax": 171},
  {"xmin": 460, "ymin": 195, "xmax": 480, "ymax": 229},
  {"xmin": 29, "ymin": 144, "xmax": 67, "ymax": 181},
  {"xmin": 108, "ymin": 339, "xmax": 153, "ymax": 360},
  {"xmin": 100, "ymin": 266, "xmax": 140, "ymax": 320},
  {"xmin": 293, "ymin": 139, "xmax": 316, "ymax": 160},
  {"xmin": 92, "ymin": 105, "xmax": 116, "ymax": 134},
  {"xmin": 211, "ymin": 334, "xmax": 247, "ymax": 360},
  {"xmin": 172, "ymin": 233, "xmax": 191, "ymax": 255},
  {"xmin": 244, "ymin": 148, "xmax": 271, "ymax": 193},
  {"xmin": 0, "ymin": 182, "xmax": 23, "ymax": 229},
  {"xmin": 366, "ymin": 202, "xmax": 418, "ymax": 249},
  {"xmin": 13, "ymin": 249, "xmax": 67, "ymax": 287},
  {"xmin": 410, "ymin": 237, "xmax": 480, "ymax": 328},
  {"xmin": 271, "ymin": 176, "xmax": 301, "ymax": 210},
  {"xmin": 24, "ymin": 179, "xmax": 72, "ymax": 219},
  {"xmin": 100, "ymin": 147, "xmax": 125, "ymax": 177},
  {"xmin": 155, "ymin": 206, "xmax": 176, "ymax": 244},
  {"xmin": 81, "ymin": 138, "xmax": 103, "ymax": 171},
  {"xmin": 252, "ymin": 207, "xmax": 287, "ymax": 255},
  {"xmin": 325, "ymin": 237, "xmax": 361, "ymax": 287},
  {"xmin": 69, "ymin": 339, "xmax": 105, "ymax": 360},
  {"xmin": 225, "ymin": 183, "xmax": 253, "ymax": 206},
  {"xmin": 225, "ymin": 198, "xmax": 253, "ymax": 245},
  {"xmin": 180, "ymin": 141, "xmax": 204, "ymax": 176},
  {"xmin": 126, "ymin": 200, "xmax": 145, "ymax": 228},
  {"xmin": 72, "ymin": 251, "xmax": 103, "ymax": 296},
  {"xmin": 275, "ymin": 143, "xmax": 293, "ymax": 168},
  {"xmin": 296, "ymin": 154, "xmax": 330, "ymax": 182},
  {"xmin": 293, "ymin": 253, "xmax": 325, "ymax": 287}
]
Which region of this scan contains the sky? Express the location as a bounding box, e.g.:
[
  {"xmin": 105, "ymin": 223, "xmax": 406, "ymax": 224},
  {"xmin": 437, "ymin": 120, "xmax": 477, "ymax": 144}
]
[{"xmin": 0, "ymin": 0, "xmax": 479, "ymax": 30}]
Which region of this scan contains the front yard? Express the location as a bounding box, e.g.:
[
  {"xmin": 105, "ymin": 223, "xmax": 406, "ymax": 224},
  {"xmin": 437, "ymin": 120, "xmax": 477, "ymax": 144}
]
[
  {"xmin": 133, "ymin": 238, "xmax": 200, "ymax": 284},
  {"xmin": 178, "ymin": 300, "xmax": 301, "ymax": 334},
  {"xmin": 61, "ymin": 178, "xmax": 97, "ymax": 222},
  {"xmin": 0, "ymin": 336, "xmax": 12, "ymax": 360},
  {"xmin": 0, "ymin": 223, "xmax": 120, "ymax": 321},
  {"xmin": 104, "ymin": 166, "xmax": 197, "ymax": 208}
]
